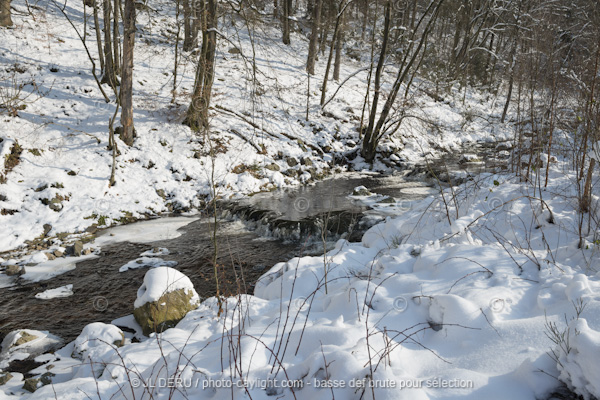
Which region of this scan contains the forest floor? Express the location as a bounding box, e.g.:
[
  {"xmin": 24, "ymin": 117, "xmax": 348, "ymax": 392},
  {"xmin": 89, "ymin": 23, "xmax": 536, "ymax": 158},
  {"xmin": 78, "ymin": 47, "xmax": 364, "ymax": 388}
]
[{"xmin": 1, "ymin": 1, "xmax": 599, "ymax": 399}]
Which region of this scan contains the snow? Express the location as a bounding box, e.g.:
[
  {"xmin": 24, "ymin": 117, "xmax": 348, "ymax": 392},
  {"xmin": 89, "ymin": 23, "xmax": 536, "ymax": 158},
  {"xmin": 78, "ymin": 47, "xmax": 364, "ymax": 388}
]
[
  {"xmin": 119, "ymin": 256, "xmax": 177, "ymax": 273},
  {"xmin": 0, "ymin": 0, "xmax": 512, "ymax": 254},
  {"xmin": 0, "ymin": 0, "xmax": 599, "ymax": 398},
  {"xmin": 134, "ymin": 266, "xmax": 199, "ymax": 309},
  {"xmin": 94, "ymin": 217, "xmax": 199, "ymax": 246},
  {"xmin": 4, "ymin": 162, "xmax": 596, "ymax": 400},
  {"xmin": 556, "ymin": 318, "xmax": 600, "ymax": 400},
  {"xmin": 34, "ymin": 284, "xmax": 73, "ymax": 299},
  {"xmin": 19, "ymin": 254, "xmax": 96, "ymax": 283},
  {"xmin": 0, "ymin": 330, "xmax": 63, "ymax": 370}
]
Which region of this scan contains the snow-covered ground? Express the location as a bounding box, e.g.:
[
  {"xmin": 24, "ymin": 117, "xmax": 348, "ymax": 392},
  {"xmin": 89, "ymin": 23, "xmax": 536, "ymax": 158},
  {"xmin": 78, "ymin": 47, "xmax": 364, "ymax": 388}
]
[
  {"xmin": 2, "ymin": 1, "xmax": 599, "ymax": 399},
  {"xmin": 1, "ymin": 0, "xmax": 511, "ymax": 254},
  {"xmin": 1, "ymin": 162, "xmax": 599, "ymax": 399}
]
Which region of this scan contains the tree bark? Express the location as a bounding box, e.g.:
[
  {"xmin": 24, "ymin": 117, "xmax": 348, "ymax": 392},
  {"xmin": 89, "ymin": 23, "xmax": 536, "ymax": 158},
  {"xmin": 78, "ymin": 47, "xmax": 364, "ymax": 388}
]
[
  {"xmin": 185, "ymin": 0, "xmax": 217, "ymax": 131},
  {"xmin": 281, "ymin": 0, "xmax": 290, "ymax": 45},
  {"xmin": 120, "ymin": 0, "xmax": 136, "ymax": 146},
  {"xmin": 93, "ymin": 0, "xmax": 105, "ymax": 72},
  {"xmin": 306, "ymin": 0, "xmax": 323, "ymax": 75},
  {"xmin": 101, "ymin": 0, "xmax": 118, "ymax": 88},
  {"xmin": 0, "ymin": 0, "xmax": 12, "ymax": 27},
  {"xmin": 333, "ymin": 5, "xmax": 344, "ymax": 81}
]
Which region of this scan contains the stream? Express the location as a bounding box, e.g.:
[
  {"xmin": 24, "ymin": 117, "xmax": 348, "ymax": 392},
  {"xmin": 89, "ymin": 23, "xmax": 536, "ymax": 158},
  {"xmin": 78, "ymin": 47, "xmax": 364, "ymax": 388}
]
[{"xmin": 0, "ymin": 142, "xmax": 508, "ymax": 349}]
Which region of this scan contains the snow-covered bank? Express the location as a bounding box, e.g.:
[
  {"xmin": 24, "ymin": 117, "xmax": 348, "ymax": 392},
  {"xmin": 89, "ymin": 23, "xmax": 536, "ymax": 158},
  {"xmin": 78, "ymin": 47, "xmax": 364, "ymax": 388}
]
[
  {"xmin": 0, "ymin": 0, "xmax": 512, "ymax": 254},
  {"xmin": 2, "ymin": 161, "xmax": 599, "ymax": 399}
]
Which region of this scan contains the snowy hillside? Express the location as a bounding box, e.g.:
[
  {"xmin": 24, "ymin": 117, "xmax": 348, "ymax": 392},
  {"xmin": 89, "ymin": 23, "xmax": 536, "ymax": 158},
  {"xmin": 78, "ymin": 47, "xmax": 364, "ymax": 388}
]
[{"xmin": 0, "ymin": 0, "xmax": 510, "ymax": 253}]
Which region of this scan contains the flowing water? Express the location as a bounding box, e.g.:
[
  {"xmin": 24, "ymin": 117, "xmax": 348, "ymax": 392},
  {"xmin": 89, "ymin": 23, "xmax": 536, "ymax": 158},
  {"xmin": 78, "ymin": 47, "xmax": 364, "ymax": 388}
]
[{"xmin": 0, "ymin": 142, "xmax": 508, "ymax": 349}]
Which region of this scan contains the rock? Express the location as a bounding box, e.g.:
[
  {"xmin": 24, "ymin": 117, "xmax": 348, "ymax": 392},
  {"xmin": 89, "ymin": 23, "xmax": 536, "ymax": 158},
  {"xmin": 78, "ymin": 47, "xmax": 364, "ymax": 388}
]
[
  {"xmin": 5, "ymin": 264, "xmax": 25, "ymax": 276},
  {"xmin": 42, "ymin": 224, "xmax": 52, "ymax": 236},
  {"xmin": 285, "ymin": 157, "xmax": 298, "ymax": 167},
  {"xmin": 23, "ymin": 378, "xmax": 41, "ymax": 393},
  {"xmin": 72, "ymin": 323, "xmax": 124, "ymax": 360},
  {"xmin": 156, "ymin": 189, "xmax": 167, "ymax": 199},
  {"xmin": 68, "ymin": 241, "xmax": 83, "ymax": 256},
  {"xmin": 458, "ymin": 154, "xmax": 480, "ymax": 164},
  {"xmin": 83, "ymin": 248, "xmax": 92, "ymax": 255},
  {"xmin": 133, "ymin": 267, "xmax": 200, "ymax": 336},
  {"xmin": 45, "ymin": 253, "xmax": 56, "ymax": 261},
  {"xmin": 15, "ymin": 331, "xmax": 38, "ymax": 346},
  {"xmin": 265, "ymin": 163, "xmax": 280, "ymax": 172},
  {"xmin": 40, "ymin": 372, "xmax": 54, "ymax": 385},
  {"xmin": 0, "ymin": 373, "xmax": 13, "ymax": 386},
  {"xmin": 85, "ymin": 224, "xmax": 98, "ymax": 234},
  {"xmin": 301, "ymin": 157, "xmax": 313, "ymax": 167},
  {"xmin": 352, "ymin": 186, "xmax": 372, "ymax": 196},
  {"xmin": 49, "ymin": 198, "xmax": 63, "ymax": 212},
  {"xmin": 495, "ymin": 142, "xmax": 512, "ymax": 151},
  {"xmin": 377, "ymin": 196, "xmax": 396, "ymax": 204},
  {"xmin": 53, "ymin": 249, "xmax": 64, "ymax": 257}
]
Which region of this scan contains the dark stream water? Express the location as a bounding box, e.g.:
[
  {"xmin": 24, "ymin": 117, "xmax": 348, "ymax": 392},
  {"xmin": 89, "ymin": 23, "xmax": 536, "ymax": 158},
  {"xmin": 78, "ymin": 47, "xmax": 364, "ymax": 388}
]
[{"xmin": 0, "ymin": 142, "xmax": 508, "ymax": 350}]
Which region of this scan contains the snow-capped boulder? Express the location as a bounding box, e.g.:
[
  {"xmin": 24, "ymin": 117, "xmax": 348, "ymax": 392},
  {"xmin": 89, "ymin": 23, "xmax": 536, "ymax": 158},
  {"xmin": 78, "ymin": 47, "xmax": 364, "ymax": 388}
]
[
  {"xmin": 133, "ymin": 267, "xmax": 200, "ymax": 336},
  {"xmin": 72, "ymin": 322, "xmax": 124, "ymax": 360},
  {"xmin": 72, "ymin": 322, "xmax": 124, "ymax": 378}
]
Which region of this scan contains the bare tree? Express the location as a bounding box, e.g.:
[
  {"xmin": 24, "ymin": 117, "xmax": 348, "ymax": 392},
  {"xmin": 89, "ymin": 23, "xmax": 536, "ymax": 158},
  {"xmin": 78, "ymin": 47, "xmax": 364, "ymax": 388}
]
[{"xmin": 361, "ymin": 0, "xmax": 445, "ymax": 163}]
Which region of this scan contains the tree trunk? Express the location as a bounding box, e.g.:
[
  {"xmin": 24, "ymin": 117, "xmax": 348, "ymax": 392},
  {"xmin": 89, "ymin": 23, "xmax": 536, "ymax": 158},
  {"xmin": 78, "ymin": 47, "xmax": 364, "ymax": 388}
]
[
  {"xmin": 333, "ymin": 6, "xmax": 344, "ymax": 81},
  {"xmin": 306, "ymin": 0, "xmax": 323, "ymax": 75},
  {"xmin": 183, "ymin": 0, "xmax": 199, "ymax": 51},
  {"xmin": 281, "ymin": 0, "xmax": 290, "ymax": 45},
  {"xmin": 362, "ymin": 0, "xmax": 444, "ymax": 162},
  {"xmin": 93, "ymin": 0, "xmax": 105, "ymax": 72},
  {"xmin": 320, "ymin": 0, "xmax": 347, "ymax": 107},
  {"xmin": 120, "ymin": 0, "xmax": 136, "ymax": 146},
  {"xmin": 101, "ymin": 0, "xmax": 118, "ymax": 88},
  {"xmin": 185, "ymin": 0, "xmax": 217, "ymax": 131},
  {"xmin": 361, "ymin": 1, "xmax": 391, "ymax": 162},
  {"xmin": 0, "ymin": 0, "xmax": 12, "ymax": 27},
  {"xmin": 112, "ymin": 0, "xmax": 121, "ymax": 75}
]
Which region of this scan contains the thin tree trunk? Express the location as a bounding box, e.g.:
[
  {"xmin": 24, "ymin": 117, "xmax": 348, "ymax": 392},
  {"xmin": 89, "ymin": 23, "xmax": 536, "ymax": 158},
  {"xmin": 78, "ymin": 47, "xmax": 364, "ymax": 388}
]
[
  {"xmin": 120, "ymin": 0, "xmax": 135, "ymax": 146},
  {"xmin": 321, "ymin": 0, "xmax": 348, "ymax": 107},
  {"xmin": 361, "ymin": 1, "xmax": 391, "ymax": 160},
  {"xmin": 306, "ymin": 0, "xmax": 323, "ymax": 75},
  {"xmin": 333, "ymin": 6, "xmax": 344, "ymax": 81},
  {"xmin": 93, "ymin": 0, "xmax": 105, "ymax": 72},
  {"xmin": 112, "ymin": 0, "xmax": 121, "ymax": 76},
  {"xmin": 282, "ymin": 0, "xmax": 290, "ymax": 44},
  {"xmin": 102, "ymin": 0, "xmax": 117, "ymax": 88},
  {"xmin": 185, "ymin": 0, "xmax": 217, "ymax": 130}
]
